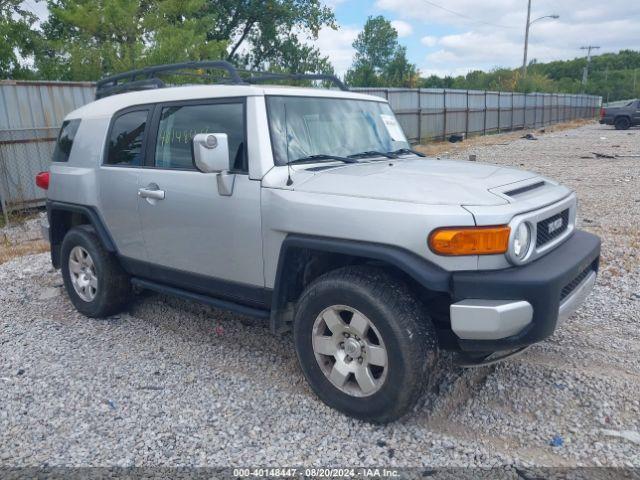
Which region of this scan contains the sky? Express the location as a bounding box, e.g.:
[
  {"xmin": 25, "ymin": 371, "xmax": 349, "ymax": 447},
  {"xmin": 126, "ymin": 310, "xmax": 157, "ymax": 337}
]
[
  {"xmin": 22, "ymin": 0, "xmax": 639, "ymax": 78},
  {"xmin": 318, "ymin": 0, "xmax": 640, "ymax": 77}
]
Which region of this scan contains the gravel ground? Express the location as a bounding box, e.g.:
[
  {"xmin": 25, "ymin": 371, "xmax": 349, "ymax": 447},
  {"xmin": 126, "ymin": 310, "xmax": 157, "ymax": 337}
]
[{"xmin": 0, "ymin": 122, "xmax": 638, "ymax": 468}]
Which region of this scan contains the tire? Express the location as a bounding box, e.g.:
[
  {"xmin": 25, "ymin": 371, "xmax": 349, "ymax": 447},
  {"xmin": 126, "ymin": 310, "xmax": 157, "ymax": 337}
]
[
  {"xmin": 614, "ymin": 117, "xmax": 630, "ymax": 130},
  {"xmin": 60, "ymin": 225, "xmax": 131, "ymax": 317},
  {"xmin": 293, "ymin": 265, "xmax": 438, "ymax": 423}
]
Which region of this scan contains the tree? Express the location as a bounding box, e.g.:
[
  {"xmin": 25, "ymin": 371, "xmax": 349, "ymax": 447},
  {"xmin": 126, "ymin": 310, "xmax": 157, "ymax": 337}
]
[
  {"xmin": 384, "ymin": 46, "xmax": 418, "ymax": 88},
  {"xmin": 36, "ymin": 0, "xmax": 228, "ymax": 81},
  {"xmin": 0, "ymin": 0, "xmax": 39, "ymax": 78},
  {"xmin": 34, "ymin": 0, "xmax": 337, "ymax": 81},
  {"xmin": 418, "ymin": 50, "xmax": 640, "ymax": 101},
  {"xmin": 206, "ymin": 0, "xmax": 336, "ymax": 72},
  {"xmin": 345, "ymin": 15, "xmax": 418, "ymax": 88}
]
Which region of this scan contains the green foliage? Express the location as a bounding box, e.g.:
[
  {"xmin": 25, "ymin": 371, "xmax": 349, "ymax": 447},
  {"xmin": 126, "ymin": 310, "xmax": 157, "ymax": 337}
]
[
  {"xmin": 208, "ymin": 0, "xmax": 336, "ymax": 72},
  {"xmin": 420, "ymin": 50, "xmax": 640, "ymax": 101},
  {"xmin": 0, "ymin": 0, "xmax": 40, "ymax": 78},
  {"xmin": 35, "ymin": 0, "xmax": 228, "ymax": 80},
  {"xmin": 26, "ymin": 0, "xmax": 336, "ymax": 81},
  {"xmin": 345, "ymin": 16, "xmax": 418, "ymax": 88}
]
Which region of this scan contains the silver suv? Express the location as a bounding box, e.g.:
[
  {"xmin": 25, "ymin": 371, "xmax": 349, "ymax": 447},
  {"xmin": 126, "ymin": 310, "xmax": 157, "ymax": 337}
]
[{"xmin": 36, "ymin": 62, "xmax": 600, "ymax": 423}]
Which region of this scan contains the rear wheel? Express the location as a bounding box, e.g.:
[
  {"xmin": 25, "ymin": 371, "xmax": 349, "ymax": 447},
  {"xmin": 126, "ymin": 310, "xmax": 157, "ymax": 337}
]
[
  {"xmin": 614, "ymin": 116, "xmax": 630, "ymax": 130},
  {"xmin": 293, "ymin": 266, "xmax": 438, "ymax": 423},
  {"xmin": 61, "ymin": 226, "xmax": 131, "ymax": 317}
]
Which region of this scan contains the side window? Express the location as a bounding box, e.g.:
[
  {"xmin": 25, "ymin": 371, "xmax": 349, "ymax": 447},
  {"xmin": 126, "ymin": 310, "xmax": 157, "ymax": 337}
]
[
  {"xmin": 106, "ymin": 110, "xmax": 148, "ymax": 166},
  {"xmin": 154, "ymin": 103, "xmax": 246, "ymax": 171},
  {"xmin": 52, "ymin": 119, "xmax": 81, "ymax": 163}
]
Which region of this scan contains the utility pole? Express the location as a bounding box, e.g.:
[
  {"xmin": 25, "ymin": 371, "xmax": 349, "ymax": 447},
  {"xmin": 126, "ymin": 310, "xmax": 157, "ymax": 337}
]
[
  {"xmin": 580, "ymin": 45, "xmax": 600, "ymax": 85},
  {"xmin": 522, "ymin": 0, "xmax": 532, "ymax": 80},
  {"xmin": 521, "ymin": 2, "xmax": 558, "ymax": 82}
]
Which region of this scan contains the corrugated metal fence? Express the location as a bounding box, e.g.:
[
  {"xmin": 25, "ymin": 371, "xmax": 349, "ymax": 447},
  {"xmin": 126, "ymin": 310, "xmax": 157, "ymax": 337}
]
[
  {"xmin": 0, "ymin": 80, "xmax": 600, "ymax": 222},
  {"xmin": 0, "ymin": 80, "xmax": 95, "ymax": 223},
  {"xmin": 352, "ymin": 88, "xmax": 601, "ymax": 143}
]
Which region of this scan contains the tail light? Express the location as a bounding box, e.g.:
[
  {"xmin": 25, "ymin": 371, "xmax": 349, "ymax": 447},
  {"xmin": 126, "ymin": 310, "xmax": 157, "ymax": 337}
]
[
  {"xmin": 600, "ymin": 108, "xmax": 605, "ymax": 119},
  {"xmin": 35, "ymin": 171, "xmax": 50, "ymax": 190}
]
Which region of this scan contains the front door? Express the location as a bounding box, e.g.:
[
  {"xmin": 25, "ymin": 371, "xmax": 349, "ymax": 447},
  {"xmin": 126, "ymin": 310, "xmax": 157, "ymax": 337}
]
[{"xmin": 136, "ymin": 98, "xmax": 265, "ymax": 305}]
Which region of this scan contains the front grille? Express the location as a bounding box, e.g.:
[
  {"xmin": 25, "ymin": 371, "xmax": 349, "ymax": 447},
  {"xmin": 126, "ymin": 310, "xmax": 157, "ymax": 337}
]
[
  {"xmin": 537, "ymin": 209, "xmax": 569, "ymax": 247},
  {"xmin": 560, "ymin": 264, "xmax": 594, "ymax": 301}
]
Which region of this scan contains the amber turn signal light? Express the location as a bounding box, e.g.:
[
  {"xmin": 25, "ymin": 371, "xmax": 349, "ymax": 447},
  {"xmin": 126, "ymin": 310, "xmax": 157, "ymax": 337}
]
[{"xmin": 429, "ymin": 226, "xmax": 511, "ymax": 256}]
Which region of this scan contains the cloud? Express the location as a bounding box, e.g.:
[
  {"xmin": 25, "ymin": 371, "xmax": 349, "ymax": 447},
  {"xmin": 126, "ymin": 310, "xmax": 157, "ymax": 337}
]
[
  {"xmin": 373, "ymin": 0, "xmax": 640, "ymax": 76},
  {"xmin": 421, "ymin": 35, "xmax": 438, "ymax": 47},
  {"xmin": 315, "ymin": 26, "xmax": 359, "ymax": 76},
  {"xmin": 390, "ymin": 20, "xmax": 413, "ymax": 37}
]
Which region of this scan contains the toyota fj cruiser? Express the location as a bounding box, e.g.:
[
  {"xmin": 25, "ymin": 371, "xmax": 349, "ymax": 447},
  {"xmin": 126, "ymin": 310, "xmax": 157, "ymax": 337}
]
[{"xmin": 37, "ymin": 61, "xmax": 600, "ymax": 423}]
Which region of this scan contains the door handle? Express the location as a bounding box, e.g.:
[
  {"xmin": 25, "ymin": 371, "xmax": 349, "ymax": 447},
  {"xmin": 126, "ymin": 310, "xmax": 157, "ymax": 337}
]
[{"xmin": 138, "ymin": 187, "xmax": 165, "ymax": 200}]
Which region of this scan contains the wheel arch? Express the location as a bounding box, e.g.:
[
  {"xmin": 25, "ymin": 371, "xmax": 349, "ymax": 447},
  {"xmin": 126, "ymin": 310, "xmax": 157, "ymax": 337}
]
[
  {"xmin": 269, "ymin": 234, "xmax": 452, "ymax": 333},
  {"xmin": 614, "ymin": 114, "xmax": 632, "ymax": 125},
  {"xmin": 48, "ymin": 201, "xmax": 117, "ymax": 268}
]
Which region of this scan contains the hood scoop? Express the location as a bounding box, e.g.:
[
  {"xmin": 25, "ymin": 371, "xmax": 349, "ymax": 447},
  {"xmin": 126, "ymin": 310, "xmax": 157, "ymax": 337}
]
[{"xmin": 504, "ymin": 180, "xmax": 546, "ymax": 198}]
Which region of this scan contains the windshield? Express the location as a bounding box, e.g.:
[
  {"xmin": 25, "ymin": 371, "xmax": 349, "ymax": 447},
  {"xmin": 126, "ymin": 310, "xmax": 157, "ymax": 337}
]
[{"xmin": 266, "ymin": 96, "xmax": 410, "ymax": 165}]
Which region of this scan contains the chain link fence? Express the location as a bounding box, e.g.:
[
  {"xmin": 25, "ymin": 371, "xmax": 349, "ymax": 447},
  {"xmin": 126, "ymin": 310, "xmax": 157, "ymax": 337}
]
[{"xmin": 0, "ymin": 80, "xmax": 95, "ymax": 225}]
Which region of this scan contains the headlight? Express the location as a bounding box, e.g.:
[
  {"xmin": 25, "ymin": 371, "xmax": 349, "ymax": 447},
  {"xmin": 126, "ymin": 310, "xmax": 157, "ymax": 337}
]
[{"xmin": 512, "ymin": 222, "xmax": 531, "ymax": 260}]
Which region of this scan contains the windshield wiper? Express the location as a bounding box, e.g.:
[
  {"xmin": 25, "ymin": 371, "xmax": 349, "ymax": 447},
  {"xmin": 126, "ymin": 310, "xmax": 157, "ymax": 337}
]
[
  {"xmin": 388, "ymin": 148, "xmax": 426, "ymax": 158},
  {"xmin": 288, "ymin": 154, "xmax": 358, "ymax": 164},
  {"xmin": 347, "ymin": 150, "xmax": 398, "ymax": 160}
]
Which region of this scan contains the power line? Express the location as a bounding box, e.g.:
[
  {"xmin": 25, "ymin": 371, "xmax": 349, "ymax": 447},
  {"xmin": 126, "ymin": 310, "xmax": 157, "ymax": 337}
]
[{"xmin": 419, "ymin": 0, "xmax": 517, "ymax": 29}]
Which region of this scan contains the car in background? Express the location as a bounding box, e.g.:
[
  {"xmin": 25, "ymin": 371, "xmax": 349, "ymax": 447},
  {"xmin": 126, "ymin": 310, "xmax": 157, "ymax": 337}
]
[{"xmin": 600, "ymin": 99, "xmax": 640, "ymax": 130}]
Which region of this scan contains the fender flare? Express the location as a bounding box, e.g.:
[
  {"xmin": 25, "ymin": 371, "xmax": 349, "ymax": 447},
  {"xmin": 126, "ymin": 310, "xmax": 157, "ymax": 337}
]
[
  {"xmin": 269, "ymin": 234, "xmax": 452, "ymax": 332},
  {"xmin": 47, "ymin": 201, "xmax": 118, "ymax": 267}
]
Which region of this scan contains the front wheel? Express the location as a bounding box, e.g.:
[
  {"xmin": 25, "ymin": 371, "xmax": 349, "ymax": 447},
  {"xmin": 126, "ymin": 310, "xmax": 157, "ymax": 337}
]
[{"xmin": 293, "ymin": 266, "xmax": 438, "ymax": 423}]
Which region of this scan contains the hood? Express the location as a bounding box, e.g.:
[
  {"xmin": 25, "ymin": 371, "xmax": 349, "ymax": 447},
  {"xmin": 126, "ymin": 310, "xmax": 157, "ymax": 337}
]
[{"xmin": 291, "ymin": 158, "xmax": 540, "ymax": 206}]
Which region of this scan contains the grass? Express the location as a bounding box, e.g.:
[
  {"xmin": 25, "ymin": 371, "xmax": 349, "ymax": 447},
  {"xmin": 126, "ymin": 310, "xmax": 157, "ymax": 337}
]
[
  {"xmin": 0, "ymin": 208, "xmax": 50, "ymax": 264},
  {"xmin": 0, "ymin": 239, "xmax": 50, "ymax": 264}
]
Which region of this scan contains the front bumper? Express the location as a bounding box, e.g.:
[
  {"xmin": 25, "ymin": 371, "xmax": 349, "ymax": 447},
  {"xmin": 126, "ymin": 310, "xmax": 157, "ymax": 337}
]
[{"xmin": 450, "ymin": 229, "xmax": 600, "ymax": 352}]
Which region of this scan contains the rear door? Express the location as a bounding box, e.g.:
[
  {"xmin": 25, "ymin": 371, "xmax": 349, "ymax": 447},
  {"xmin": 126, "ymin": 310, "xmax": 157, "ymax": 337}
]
[
  {"xmin": 135, "ymin": 98, "xmax": 265, "ymax": 305},
  {"xmin": 98, "ymin": 108, "xmax": 151, "ymax": 261}
]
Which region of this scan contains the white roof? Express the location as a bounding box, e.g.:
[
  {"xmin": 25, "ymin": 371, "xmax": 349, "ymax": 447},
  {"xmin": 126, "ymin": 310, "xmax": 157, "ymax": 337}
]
[{"xmin": 67, "ymin": 84, "xmax": 386, "ymax": 119}]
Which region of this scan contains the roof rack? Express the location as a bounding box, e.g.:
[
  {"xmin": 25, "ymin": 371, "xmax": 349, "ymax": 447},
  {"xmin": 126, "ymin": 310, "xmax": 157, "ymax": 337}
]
[{"xmin": 95, "ymin": 60, "xmax": 348, "ymax": 99}]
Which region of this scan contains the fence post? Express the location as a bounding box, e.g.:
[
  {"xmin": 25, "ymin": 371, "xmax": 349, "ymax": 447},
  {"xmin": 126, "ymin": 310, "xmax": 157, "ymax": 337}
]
[
  {"xmin": 0, "ymin": 158, "xmax": 10, "ymax": 226},
  {"xmin": 483, "ymin": 90, "xmax": 487, "ymax": 136},
  {"xmin": 465, "ymin": 90, "xmax": 469, "ymax": 138},
  {"xmin": 510, "ymin": 92, "xmax": 515, "ymax": 131},
  {"xmin": 523, "ymin": 92, "xmax": 528, "ymax": 129},
  {"xmin": 442, "ymin": 89, "xmax": 447, "ymax": 140},
  {"xmin": 497, "ymin": 92, "xmax": 502, "ymax": 133},
  {"xmin": 417, "ymin": 88, "xmax": 422, "ymax": 144}
]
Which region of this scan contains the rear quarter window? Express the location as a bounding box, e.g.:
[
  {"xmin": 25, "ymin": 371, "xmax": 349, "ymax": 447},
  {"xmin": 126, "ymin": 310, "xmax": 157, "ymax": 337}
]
[
  {"xmin": 106, "ymin": 110, "xmax": 149, "ymax": 166},
  {"xmin": 52, "ymin": 119, "xmax": 81, "ymax": 163}
]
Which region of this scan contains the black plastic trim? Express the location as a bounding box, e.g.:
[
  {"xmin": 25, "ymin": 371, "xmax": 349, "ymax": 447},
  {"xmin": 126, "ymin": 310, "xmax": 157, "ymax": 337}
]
[
  {"xmin": 95, "ymin": 60, "xmax": 348, "ymax": 99},
  {"xmin": 120, "ymin": 256, "xmax": 271, "ymax": 310},
  {"xmin": 452, "ymin": 229, "xmax": 601, "ymax": 352},
  {"xmin": 131, "ymin": 278, "xmax": 269, "ymax": 319},
  {"xmin": 270, "ymin": 234, "xmax": 452, "ymax": 331},
  {"xmin": 47, "ymin": 201, "xmax": 117, "ymax": 250}
]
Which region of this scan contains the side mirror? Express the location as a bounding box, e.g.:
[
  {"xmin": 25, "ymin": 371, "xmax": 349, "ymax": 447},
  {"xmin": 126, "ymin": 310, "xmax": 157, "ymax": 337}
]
[{"xmin": 193, "ymin": 133, "xmax": 230, "ymax": 173}]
